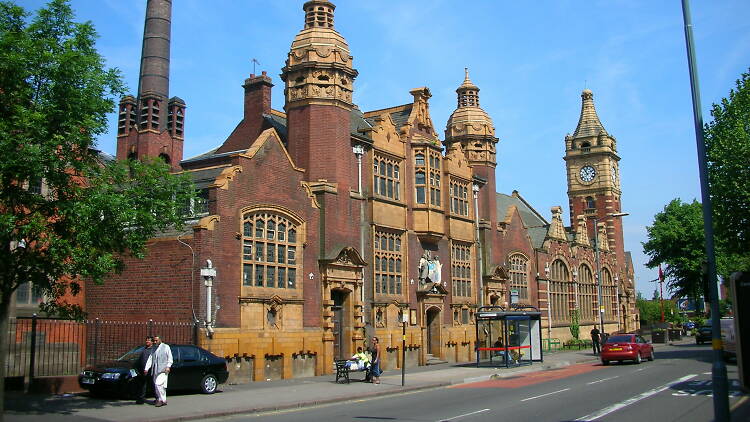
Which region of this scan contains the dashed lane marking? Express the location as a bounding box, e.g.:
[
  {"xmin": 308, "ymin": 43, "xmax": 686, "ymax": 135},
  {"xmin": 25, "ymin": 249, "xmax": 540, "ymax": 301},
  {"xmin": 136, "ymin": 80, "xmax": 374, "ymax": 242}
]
[
  {"xmin": 586, "ymin": 375, "xmax": 620, "ymax": 385},
  {"xmin": 575, "ymin": 374, "xmax": 697, "ymax": 421},
  {"xmin": 437, "ymin": 408, "xmax": 490, "ymax": 421},
  {"xmin": 520, "ymin": 388, "xmax": 571, "ymax": 402}
]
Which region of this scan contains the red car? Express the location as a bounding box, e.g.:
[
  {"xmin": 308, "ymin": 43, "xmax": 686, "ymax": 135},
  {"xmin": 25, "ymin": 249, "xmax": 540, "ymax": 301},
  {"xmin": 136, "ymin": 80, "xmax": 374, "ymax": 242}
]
[{"xmin": 601, "ymin": 334, "xmax": 654, "ymax": 365}]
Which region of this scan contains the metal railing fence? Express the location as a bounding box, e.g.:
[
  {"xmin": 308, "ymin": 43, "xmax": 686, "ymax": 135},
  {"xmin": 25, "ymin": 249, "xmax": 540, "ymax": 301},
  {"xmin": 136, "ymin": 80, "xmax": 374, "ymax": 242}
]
[{"xmin": 4, "ymin": 316, "xmax": 198, "ymax": 379}]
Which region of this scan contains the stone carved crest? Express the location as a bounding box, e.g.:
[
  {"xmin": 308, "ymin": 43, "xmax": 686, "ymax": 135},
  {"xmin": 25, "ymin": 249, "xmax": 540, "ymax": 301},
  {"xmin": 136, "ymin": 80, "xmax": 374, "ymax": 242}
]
[{"xmin": 418, "ymin": 250, "xmax": 442, "ymax": 284}]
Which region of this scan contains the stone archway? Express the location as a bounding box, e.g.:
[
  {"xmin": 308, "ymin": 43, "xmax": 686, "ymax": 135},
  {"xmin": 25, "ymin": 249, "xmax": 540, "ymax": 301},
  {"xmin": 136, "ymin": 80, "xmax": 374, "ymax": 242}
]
[
  {"xmin": 320, "ymin": 247, "xmax": 366, "ymax": 371},
  {"xmin": 426, "ymin": 306, "xmax": 442, "ymax": 357}
]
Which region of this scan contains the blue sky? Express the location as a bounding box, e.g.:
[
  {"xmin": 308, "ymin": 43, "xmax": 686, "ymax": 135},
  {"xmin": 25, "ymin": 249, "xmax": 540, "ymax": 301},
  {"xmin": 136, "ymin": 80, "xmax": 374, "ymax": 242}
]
[{"xmin": 23, "ymin": 1, "xmax": 750, "ymax": 297}]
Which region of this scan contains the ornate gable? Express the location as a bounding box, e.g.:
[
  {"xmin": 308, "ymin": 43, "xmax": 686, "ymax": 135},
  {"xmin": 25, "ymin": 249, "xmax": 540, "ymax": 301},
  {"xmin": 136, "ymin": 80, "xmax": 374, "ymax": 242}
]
[
  {"xmin": 240, "ymin": 127, "xmax": 304, "ymax": 172},
  {"xmin": 406, "ymin": 87, "xmax": 438, "ymax": 138},
  {"xmin": 443, "ymin": 142, "xmax": 472, "ymax": 179}
]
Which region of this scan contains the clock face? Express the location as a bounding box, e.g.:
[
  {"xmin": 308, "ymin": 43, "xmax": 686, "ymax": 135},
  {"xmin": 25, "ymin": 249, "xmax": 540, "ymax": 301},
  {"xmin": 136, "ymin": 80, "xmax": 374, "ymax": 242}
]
[{"xmin": 579, "ymin": 165, "xmax": 596, "ymax": 183}]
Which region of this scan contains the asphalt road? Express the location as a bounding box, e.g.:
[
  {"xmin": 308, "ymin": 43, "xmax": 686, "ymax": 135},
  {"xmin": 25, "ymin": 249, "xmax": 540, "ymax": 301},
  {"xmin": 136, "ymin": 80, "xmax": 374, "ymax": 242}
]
[{"xmin": 204, "ymin": 343, "xmax": 744, "ymax": 422}]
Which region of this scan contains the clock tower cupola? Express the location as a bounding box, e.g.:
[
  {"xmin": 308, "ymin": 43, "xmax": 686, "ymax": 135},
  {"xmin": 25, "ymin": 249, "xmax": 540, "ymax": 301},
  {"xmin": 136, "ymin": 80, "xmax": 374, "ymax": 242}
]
[{"xmin": 564, "ymin": 89, "xmax": 624, "ymax": 262}]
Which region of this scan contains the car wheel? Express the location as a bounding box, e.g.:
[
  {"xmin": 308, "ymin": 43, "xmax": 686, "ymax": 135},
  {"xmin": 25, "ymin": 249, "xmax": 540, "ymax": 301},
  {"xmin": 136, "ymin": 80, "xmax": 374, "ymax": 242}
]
[
  {"xmin": 602, "ymin": 360, "xmax": 609, "ymax": 366},
  {"xmin": 635, "ymin": 353, "xmax": 642, "ymax": 364},
  {"xmin": 647, "ymin": 350, "xmax": 654, "ymax": 361},
  {"xmin": 201, "ymin": 374, "xmax": 218, "ymax": 394}
]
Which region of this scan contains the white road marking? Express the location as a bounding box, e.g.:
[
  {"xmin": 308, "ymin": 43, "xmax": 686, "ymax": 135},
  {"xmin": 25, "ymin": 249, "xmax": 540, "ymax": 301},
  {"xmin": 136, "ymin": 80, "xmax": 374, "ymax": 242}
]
[
  {"xmin": 438, "ymin": 408, "xmax": 490, "ymax": 421},
  {"xmin": 575, "ymin": 374, "xmax": 697, "ymax": 421},
  {"xmin": 520, "ymin": 388, "xmax": 571, "ymax": 402},
  {"xmin": 634, "ymin": 368, "xmax": 645, "ymax": 372},
  {"xmin": 587, "ymin": 376, "xmax": 620, "ymax": 385},
  {"xmin": 703, "ymin": 372, "xmax": 712, "ymax": 375}
]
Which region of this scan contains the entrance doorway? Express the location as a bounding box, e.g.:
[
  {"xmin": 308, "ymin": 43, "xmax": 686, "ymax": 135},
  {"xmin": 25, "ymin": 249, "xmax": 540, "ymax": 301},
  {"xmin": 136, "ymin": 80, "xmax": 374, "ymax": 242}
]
[
  {"xmin": 331, "ymin": 290, "xmax": 349, "ymax": 360},
  {"xmin": 426, "ymin": 307, "xmax": 441, "ymax": 357}
]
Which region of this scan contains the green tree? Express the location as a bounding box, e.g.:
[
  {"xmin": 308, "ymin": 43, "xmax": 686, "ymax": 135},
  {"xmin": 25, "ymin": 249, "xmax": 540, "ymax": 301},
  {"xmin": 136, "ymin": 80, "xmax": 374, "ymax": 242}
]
[
  {"xmin": 704, "ymin": 69, "xmax": 750, "ymax": 257},
  {"xmin": 569, "ymin": 309, "xmax": 580, "ymax": 340},
  {"xmin": 0, "ymin": 1, "xmax": 193, "ymax": 416},
  {"xmin": 636, "ymin": 292, "xmax": 662, "ymax": 325},
  {"xmin": 642, "ymin": 199, "xmax": 746, "ymax": 300},
  {"xmin": 642, "ymin": 199, "xmax": 706, "ymax": 299}
]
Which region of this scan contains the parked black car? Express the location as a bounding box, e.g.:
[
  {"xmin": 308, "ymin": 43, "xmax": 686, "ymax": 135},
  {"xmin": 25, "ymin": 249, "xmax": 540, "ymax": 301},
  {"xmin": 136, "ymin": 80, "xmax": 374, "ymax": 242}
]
[
  {"xmin": 78, "ymin": 344, "xmax": 228, "ymax": 397},
  {"xmin": 696, "ymin": 325, "xmax": 712, "ymax": 345}
]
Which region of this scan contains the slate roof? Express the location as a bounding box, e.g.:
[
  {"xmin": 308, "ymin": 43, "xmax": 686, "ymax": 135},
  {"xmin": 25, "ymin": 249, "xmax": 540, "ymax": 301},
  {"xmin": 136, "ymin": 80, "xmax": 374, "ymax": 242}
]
[
  {"xmin": 363, "ymin": 104, "xmax": 413, "ymax": 132},
  {"xmin": 263, "ymin": 113, "xmax": 288, "ymax": 143},
  {"xmin": 496, "ymin": 192, "xmax": 549, "ymax": 249},
  {"xmin": 186, "ymin": 166, "xmax": 231, "ymax": 189},
  {"xmin": 181, "ymin": 109, "xmax": 371, "ymax": 164}
]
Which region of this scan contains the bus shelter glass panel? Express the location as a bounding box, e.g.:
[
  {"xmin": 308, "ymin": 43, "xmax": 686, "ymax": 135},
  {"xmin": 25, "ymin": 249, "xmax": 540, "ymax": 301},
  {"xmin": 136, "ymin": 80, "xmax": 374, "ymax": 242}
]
[
  {"xmin": 506, "ymin": 316, "xmax": 532, "ymax": 367},
  {"xmin": 475, "ymin": 308, "xmax": 543, "ymax": 368},
  {"xmin": 477, "ymin": 318, "xmax": 507, "ymax": 364}
]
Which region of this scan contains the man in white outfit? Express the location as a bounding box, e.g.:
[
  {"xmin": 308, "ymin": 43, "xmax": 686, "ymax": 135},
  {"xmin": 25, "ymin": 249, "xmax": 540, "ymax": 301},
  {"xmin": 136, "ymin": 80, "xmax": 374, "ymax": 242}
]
[{"xmin": 144, "ymin": 335, "xmax": 173, "ymax": 407}]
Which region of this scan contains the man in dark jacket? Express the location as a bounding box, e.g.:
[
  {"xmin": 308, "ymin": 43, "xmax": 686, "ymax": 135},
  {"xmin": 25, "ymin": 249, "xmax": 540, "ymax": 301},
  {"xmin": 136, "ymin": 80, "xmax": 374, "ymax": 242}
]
[
  {"xmin": 590, "ymin": 326, "xmax": 601, "ymax": 355},
  {"xmin": 135, "ymin": 336, "xmax": 154, "ymax": 404}
]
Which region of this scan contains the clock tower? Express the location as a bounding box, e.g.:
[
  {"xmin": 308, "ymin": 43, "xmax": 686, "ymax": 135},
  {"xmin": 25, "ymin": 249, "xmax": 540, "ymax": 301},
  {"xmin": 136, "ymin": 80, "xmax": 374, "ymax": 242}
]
[{"xmin": 564, "ymin": 89, "xmax": 624, "ymax": 263}]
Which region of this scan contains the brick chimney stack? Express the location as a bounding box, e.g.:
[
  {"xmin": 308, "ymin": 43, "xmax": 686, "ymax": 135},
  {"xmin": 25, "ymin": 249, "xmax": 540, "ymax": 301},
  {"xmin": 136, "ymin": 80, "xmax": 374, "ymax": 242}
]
[{"xmin": 244, "ymin": 71, "xmax": 273, "ymax": 129}]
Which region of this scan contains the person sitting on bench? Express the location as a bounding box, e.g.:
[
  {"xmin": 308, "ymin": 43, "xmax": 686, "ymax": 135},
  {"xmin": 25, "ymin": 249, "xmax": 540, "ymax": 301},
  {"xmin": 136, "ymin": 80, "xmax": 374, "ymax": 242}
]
[
  {"xmin": 346, "ymin": 347, "xmax": 370, "ymax": 371},
  {"xmin": 493, "ymin": 336, "xmax": 508, "ymax": 361}
]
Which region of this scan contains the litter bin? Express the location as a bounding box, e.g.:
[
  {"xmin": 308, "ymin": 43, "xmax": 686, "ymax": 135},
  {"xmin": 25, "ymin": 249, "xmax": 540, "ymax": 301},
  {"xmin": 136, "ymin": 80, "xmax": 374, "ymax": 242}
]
[{"xmin": 652, "ymin": 330, "xmax": 666, "ymax": 343}]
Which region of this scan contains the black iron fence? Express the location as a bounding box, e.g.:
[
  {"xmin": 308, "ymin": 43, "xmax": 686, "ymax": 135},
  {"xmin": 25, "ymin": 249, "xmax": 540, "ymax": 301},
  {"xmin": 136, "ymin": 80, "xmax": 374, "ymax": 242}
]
[{"xmin": 5, "ymin": 316, "xmax": 199, "ymax": 380}]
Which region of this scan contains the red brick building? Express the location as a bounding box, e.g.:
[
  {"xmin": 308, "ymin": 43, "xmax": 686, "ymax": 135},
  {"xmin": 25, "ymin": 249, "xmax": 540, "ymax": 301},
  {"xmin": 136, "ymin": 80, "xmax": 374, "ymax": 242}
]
[{"xmin": 86, "ymin": 0, "xmax": 638, "ymax": 381}]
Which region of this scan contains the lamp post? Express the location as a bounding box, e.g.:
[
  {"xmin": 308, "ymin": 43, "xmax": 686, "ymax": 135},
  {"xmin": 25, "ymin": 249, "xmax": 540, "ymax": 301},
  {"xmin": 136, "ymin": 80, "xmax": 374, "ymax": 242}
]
[{"xmin": 590, "ymin": 212, "xmax": 628, "ymax": 334}]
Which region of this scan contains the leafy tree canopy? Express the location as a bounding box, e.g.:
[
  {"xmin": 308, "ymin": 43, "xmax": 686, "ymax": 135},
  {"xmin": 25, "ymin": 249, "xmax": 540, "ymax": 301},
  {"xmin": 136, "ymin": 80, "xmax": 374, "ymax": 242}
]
[
  {"xmin": 642, "ymin": 199, "xmax": 748, "ymax": 300},
  {"xmin": 705, "ymin": 69, "xmax": 750, "ymax": 256},
  {"xmin": 0, "ymin": 0, "xmax": 194, "ymax": 320}
]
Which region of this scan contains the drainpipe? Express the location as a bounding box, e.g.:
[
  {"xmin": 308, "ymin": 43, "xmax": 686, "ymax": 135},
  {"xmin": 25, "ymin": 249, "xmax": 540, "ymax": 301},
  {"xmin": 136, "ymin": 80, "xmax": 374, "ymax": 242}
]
[
  {"xmin": 353, "ymin": 144, "xmax": 365, "ymax": 306},
  {"xmin": 473, "ymin": 183, "xmax": 483, "ymax": 307},
  {"xmin": 200, "ymin": 259, "xmax": 217, "ymax": 336}
]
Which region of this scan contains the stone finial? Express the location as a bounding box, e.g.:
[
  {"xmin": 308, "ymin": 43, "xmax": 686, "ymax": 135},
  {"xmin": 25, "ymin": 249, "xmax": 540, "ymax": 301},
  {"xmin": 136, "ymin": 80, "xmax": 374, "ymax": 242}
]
[
  {"xmin": 597, "ymin": 222, "xmax": 610, "ymax": 252},
  {"xmin": 576, "ymin": 215, "xmax": 590, "ymax": 246},
  {"xmin": 547, "ymin": 206, "xmax": 567, "ymax": 240}
]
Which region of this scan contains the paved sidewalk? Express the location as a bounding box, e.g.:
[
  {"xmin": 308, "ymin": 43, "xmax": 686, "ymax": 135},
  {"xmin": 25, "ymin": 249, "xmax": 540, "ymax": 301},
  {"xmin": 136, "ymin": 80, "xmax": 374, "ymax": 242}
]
[
  {"xmin": 12, "ymin": 339, "xmax": 731, "ymax": 422},
  {"xmin": 5, "ymin": 347, "xmax": 600, "ymax": 422}
]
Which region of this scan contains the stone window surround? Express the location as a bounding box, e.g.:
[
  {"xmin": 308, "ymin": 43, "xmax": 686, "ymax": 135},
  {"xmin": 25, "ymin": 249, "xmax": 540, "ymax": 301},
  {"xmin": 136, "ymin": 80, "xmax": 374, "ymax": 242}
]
[{"xmin": 240, "ymin": 208, "xmax": 304, "ymax": 291}]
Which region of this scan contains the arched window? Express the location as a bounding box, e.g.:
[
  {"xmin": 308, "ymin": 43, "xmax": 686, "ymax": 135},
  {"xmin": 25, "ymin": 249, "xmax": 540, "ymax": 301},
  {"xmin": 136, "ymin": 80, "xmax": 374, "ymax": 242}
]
[
  {"xmin": 585, "ymin": 196, "xmax": 595, "ymax": 209},
  {"xmin": 601, "ymin": 268, "xmax": 616, "ymax": 321},
  {"xmin": 508, "ymin": 254, "xmax": 529, "ymax": 301},
  {"xmin": 578, "ymin": 264, "xmax": 595, "ymax": 322},
  {"xmin": 549, "ymin": 259, "xmax": 570, "ymax": 323},
  {"xmin": 242, "ymin": 211, "xmax": 301, "ymax": 289}
]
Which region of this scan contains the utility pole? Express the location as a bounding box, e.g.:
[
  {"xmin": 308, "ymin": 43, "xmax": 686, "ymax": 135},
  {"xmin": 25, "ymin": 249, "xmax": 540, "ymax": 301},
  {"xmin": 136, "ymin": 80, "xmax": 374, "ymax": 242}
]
[
  {"xmin": 659, "ymin": 266, "xmax": 665, "ymax": 323},
  {"xmin": 681, "ymin": 1, "xmax": 729, "ymax": 419}
]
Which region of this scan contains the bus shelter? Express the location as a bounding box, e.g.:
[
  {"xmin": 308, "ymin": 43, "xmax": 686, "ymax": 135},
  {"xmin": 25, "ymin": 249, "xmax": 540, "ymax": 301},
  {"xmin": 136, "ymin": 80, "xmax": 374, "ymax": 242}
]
[{"xmin": 475, "ymin": 305, "xmax": 543, "ymax": 368}]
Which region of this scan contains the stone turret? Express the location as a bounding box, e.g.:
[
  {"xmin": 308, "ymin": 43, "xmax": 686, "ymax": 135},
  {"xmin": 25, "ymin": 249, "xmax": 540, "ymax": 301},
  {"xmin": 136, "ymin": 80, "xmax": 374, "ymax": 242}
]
[
  {"xmin": 281, "ymin": 0, "xmax": 358, "ymax": 112},
  {"xmin": 444, "ymin": 68, "xmax": 498, "ymax": 168},
  {"xmin": 281, "ymin": 0, "xmax": 358, "ymax": 182}
]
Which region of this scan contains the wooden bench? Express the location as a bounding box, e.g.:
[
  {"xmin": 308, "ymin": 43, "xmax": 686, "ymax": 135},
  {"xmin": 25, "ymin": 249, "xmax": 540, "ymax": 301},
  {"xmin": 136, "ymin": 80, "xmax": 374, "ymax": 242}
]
[{"xmin": 334, "ymin": 359, "xmax": 371, "ymax": 384}]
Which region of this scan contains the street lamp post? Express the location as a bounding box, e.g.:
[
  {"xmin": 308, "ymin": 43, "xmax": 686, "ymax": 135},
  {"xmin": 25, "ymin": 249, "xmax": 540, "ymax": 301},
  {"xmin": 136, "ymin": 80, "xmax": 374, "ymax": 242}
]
[{"xmin": 590, "ymin": 212, "xmax": 628, "ymax": 334}]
